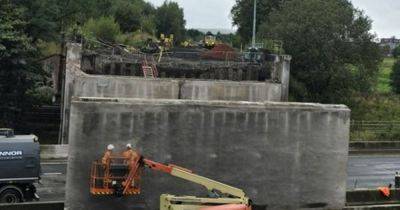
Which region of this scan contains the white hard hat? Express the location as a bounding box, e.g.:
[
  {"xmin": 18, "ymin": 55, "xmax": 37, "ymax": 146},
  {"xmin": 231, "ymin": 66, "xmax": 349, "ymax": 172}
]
[
  {"xmin": 126, "ymin": 143, "xmax": 132, "ymax": 148},
  {"xmin": 107, "ymin": 144, "xmax": 115, "ymax": 150}
]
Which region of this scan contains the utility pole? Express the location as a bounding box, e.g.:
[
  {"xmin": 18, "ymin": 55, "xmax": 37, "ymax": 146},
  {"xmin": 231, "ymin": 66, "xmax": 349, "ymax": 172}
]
[{"xmin": 252, "ymin": 0, "xmax": 257, "ymax": 49}]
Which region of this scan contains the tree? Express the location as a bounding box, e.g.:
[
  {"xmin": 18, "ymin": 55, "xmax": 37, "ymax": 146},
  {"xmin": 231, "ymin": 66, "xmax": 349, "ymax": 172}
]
[
  {"xmin": 112, "ymin": 1, "xmax": 143, "ymax": 33},
  {"xmin": 215, "ymin": 33, "xmax": 242, "ymax": 49},
  {"xmin": 82, "ymin": 16, "xmax": 122, "ymax": 42},
  {"xmin": 259, "ymin": 0, "xmax": 381, "ymax": 103},
  {"xmin": 231, "ymin": 0, "xmax": 286, "ymax": 44},
  {"xmin": 111, "ymin": 0, "xmax": 157, "ymax": 34},
  {"xmin": 0, "ymin": 0, "xmax": 44, "ymax": 126},
  {"xmin": 381, "ymin": 45, "xmax": 391, "ymax": 57},
  {"xmin": 155, "ymin": 1, "xmax": 186, "ymax": 43},
  {"xmin": 186, "ymin": 29, "xmax": 204, "ymax": 41},
  {"xmin": 391, "ymin": 60, "xmax": 400, "ymax": 94},
  {"xmin": 15, "ymin": 0, "xmax": 89, "ymax": 42},
  {"xmin": 393, "ymin": 45, "xmax": 400, "ymax": 58}
]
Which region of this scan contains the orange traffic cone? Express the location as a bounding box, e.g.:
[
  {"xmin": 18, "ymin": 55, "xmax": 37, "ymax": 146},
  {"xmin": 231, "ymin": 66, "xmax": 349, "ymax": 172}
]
[{"xmin": 378, "ymin": 186, "xmax": 391, "ymax": 197}]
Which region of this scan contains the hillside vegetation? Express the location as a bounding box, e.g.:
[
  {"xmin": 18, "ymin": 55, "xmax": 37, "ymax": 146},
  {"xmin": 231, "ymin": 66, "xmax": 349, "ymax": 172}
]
[
  {"xmin": 377, "ymin": 58, "xmax": 395, "ymax": 93},
  {"xmin": 350, "ymin": 58, "xmax": 400, "ymax": 141}
]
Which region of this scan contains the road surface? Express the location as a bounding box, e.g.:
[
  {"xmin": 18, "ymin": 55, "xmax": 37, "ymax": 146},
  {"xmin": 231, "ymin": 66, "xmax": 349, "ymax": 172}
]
[
  {"xmin": 347, "ymin": 155, "xmax": 400, "ymax": 190},
  {"xmin": 38, "ymin": 161, "xmax": 67, "ymax": 202},
  {"xmin": 37, "ymin": 155, "xmax": 400, "ymax": 201}
]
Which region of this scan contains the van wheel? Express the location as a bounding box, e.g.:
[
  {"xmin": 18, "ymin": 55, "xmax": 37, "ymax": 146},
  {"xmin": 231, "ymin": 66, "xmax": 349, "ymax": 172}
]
[{"xmin": 0, "ymin": 189, "xmax": 22, "ymax": 203}]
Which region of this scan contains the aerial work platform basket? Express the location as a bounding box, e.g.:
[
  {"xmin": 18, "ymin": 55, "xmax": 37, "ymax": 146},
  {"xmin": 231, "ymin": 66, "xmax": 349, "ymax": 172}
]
[{"xmin": 90, "ymin": 156, "xmax": 143, "ymax": 196}]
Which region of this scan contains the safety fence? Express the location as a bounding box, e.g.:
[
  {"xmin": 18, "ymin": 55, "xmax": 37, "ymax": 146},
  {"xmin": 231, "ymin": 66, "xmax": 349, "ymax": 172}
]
[
  {"xmin": 157, "ymin": 51, "xmax": 266, "ymax": 65},
  {"xmin": 82, "ymin": 50, "xmax": 267, "ymax": 67},
  {"xmin": 350, "ymin": 121, "xmax": 400, "ymax": 141}
]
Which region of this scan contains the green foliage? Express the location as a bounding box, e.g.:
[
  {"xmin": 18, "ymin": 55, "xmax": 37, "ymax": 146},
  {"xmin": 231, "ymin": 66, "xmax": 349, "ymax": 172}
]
[
  {"xmin": 215, "ymin": 33, "xmax": 243, "ymax": 49},
  {"xmin": 393, "ymin": 45, "xmax": 400, "ymax": 58},
  {"xmin": 259, "ymin": 0, "xmax": 381, "ymax": 103},
  {"xmin": 349, "ymin": 94, "xmax": 400, "ymax": 141},
  {"xmin": 350, "ymin": 94, "xmax": 400, "ymax": 121},
  {"xmin": 0, "ymin": 2, "xmax": 34, "ymax": 59},
  {"xmin": 350, "ymin": 130, "xmax": 400, "ymax": 142},
  {"xmin": 116, "ymin": 31, "xmax": 156, "ymax": 48},
  {"xmin": 155, "ymin": 1, "xmax": 186, "ymax": 43},
  {"xmin": 13, "ymin": 0, "xmax": 185, "ymax": 49},
  {"xmin": 231, "ymin": 0, "xmax": 285, "ymax": 44},
  {"xmin": 390, "ymin": 60, "xmax": 400, "ymax": 94},
  {"xmin": 381, "ymin": 45, "xmax": 391, "ymax": 57},
  {"xmin": 15, "ymin": 0, "xmax": 158, "ymax": 44},
  {"xmin": 112, "ymin": 1, "xmax": 143, "ymax": 33},
  {"xmin": 0, "ymin": 0, "xmax": 45, "ymax": 126},
  {"xmin": 15, "ymin": 0, "xmax": 62, "ymax": 42},
  {"xmin": 141, "ymin": 15, "xmax": 156, "ymax": 35},
  {"xmin": 377, "ymin": 58, "xmax": 395, "ymax": 93},
  {"xmin": 36, "ymin": 41, "xmax": 61, "ymax": 56},
  {"xmin": 186, "ymin": 29, "xmax": 204, "ymax": 42},
  {"xmin": 82, "ymin": 16, "xmax": 122, "ymax": 42},
  {"xmin": 26, "ymin": 86, "xmax": 54, "ymax": 105}
]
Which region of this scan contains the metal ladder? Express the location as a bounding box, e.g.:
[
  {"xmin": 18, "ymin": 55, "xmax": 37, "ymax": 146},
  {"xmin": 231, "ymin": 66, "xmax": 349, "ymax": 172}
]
[
  {"xmin": 123, "ymin": 158, "xmax": 141, "ymax": 194},
  {"xmin": 142, "ymin": 55, "xmax": 158, "ymax": 78}
]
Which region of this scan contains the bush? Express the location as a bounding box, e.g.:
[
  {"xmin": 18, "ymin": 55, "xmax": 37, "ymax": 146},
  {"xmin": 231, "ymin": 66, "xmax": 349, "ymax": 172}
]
[
  {"xmin": 115, "ymin": 31, "xmax": 156, "ymax": 48},
  {"xmin": 82, "ymin": 16, "xmax": 122, "ymax": 42},
  {"xmin": 26, "ymin": 86, "xmax": 54, "ymax": 105},
  {"xmin": 393, "ymin": 45, "xmax": 400, "ymax": 58},
  {"xmin": 259, "ymin": 0, "xmax": 382, "ymax": 103},
  {"xmin": 391, "ymin": 60, "xmax": 400, "ymax": 93}
]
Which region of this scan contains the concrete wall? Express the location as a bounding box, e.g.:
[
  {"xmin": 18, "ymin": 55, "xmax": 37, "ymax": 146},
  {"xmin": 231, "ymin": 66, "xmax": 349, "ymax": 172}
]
[
  {"xmin": 60, "ymin": 44, "xmax": 291, "ymax": 144},
  {"xmin": 66, "ymin": 98, "xmax": 350, "ymax": 210},
  {"xmin": 73, "ymin": 75, "xmax": 180, "ymax": 99},
  {"xmin": 72, "ymin": 74, "xmax": 283, "ymax": 102},
  {"xmin": 270, "ymin": 55, "xmax": 291, "ymax": 101},
  {"xmin": 279, "ymin": 55, "xmax": 291, "ymax": 101},
  {"xmin": 180, "ymin": 80, "xmax": 281, "ymax": 102},
  {"xmin": 60, "ymin": 43, "xmax": 83, "ymax": 144},
  {"xmin": 40, "ymin": 144, "xmax": 68, "ymax": 160}
]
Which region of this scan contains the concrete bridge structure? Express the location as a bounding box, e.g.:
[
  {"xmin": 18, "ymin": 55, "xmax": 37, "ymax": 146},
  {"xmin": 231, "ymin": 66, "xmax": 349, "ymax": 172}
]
[{"xmin": 62, "ymin": 43, "xmax": 350, "ymax": 210}]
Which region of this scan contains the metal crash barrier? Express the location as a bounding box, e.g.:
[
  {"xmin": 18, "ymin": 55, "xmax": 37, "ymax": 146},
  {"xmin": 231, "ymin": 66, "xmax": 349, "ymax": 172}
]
[{"xmin": 0, "ymin": 201, "xmax": 64, "ymax": 210}]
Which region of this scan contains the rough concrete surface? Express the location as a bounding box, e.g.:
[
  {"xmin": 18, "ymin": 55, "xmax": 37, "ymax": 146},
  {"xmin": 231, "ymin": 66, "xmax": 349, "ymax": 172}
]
[
  {"xmin": 60, "ymin": 43, "xmax": 291, "ymax": 144},
  {"xmin": 73, "ymin": 74, "xmax": 180, "ymax": 99},
  {"xmin": 61, "ymin": 43, "xmax": 84, "ymax": 144},
  {"xmin": 40, "ymin": 144, "xmax": 69, "ymax": 160},
  {"xmin": 72, "ymin": 74, "xmax": 283, "ymax": 103},
  {"xmin": 180, "ymin": 80, "xmax": 281, "ymax": 102},
  {"xmin": 66, "ymin": 98, "xmax": 350, "ymax": 210}
]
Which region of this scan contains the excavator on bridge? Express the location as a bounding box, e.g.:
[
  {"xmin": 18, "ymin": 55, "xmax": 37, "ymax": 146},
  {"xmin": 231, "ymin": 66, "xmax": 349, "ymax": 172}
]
[{"xmin": 90, "ymin": 146, "xmax": 263, "ymax": 210}]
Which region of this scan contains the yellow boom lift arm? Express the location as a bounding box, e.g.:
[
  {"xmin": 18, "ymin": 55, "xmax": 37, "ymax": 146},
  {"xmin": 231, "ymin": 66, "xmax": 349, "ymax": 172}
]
[{"xmin": 90, "ymin": 153, "xmax": 254, "ymax": 210}]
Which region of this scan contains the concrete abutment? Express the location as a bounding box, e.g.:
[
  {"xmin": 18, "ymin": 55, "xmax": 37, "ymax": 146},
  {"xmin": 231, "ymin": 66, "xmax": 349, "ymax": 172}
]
[{"xmin": 62, "ymin": 43, "xmax": 351, "ymax": 210}]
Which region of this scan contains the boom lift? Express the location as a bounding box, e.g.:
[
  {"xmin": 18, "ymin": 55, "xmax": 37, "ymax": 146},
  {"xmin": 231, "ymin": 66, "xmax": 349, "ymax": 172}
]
[{"xmin": 90, "ymin": 151, "xmax": 255, "ymax": 210}]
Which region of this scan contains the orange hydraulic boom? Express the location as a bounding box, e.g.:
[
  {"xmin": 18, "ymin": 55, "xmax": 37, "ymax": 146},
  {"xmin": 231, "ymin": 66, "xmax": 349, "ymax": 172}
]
[{"xmin": 90, "ymin": 151, "xmax": 256, "ymax": 210}]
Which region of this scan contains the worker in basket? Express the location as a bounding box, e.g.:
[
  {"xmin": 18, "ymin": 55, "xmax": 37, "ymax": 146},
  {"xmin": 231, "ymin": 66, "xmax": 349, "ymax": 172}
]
[
  {"xmin": 123, "ymin": 144, "xmax": 139, "ymax": 166},
  {"xmin": 102, "ymin": 144, "xmax": 115, "ymax": 165}
]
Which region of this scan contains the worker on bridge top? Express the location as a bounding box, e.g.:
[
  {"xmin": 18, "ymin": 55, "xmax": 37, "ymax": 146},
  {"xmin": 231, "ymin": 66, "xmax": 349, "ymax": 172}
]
[
  {"xmin": 102, "ymin": 144, "xmax": 114, "ymax": 165},
  {"xmin": 123, "ymin": 143, "xmax": 139, "ymax": 162}
]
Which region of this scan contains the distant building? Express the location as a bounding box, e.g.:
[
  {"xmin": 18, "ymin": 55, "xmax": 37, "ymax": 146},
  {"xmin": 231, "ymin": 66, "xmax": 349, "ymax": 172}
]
[{"xmin": 380, "ymin": 37, "xmax": 400, "ymax": 56}]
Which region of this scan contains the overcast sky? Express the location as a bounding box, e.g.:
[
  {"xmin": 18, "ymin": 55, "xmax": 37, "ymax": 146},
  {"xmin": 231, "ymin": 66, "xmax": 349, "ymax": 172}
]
[{"xmin": 145, "ymin": 0, "xmax": 400, "ymax": 38}]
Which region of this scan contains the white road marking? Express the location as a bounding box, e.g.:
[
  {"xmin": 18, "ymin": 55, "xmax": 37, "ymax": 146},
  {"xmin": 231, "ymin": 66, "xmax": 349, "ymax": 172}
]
[
  {"xmin": 42, "ymin": 172, "xmax": 63, "ymax": 176},
  {"xmin": 41, "ymin": 162, "xmax": 67, "ymax": 165}
]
